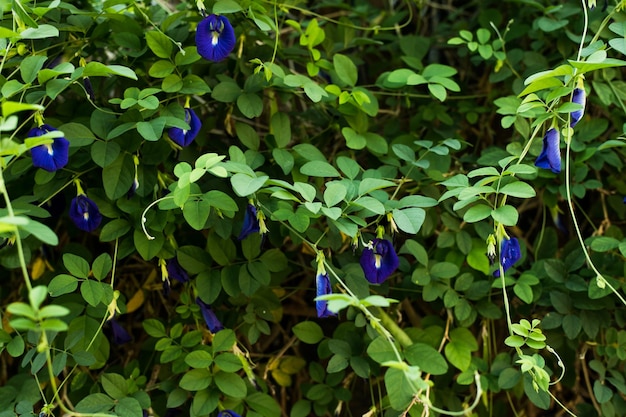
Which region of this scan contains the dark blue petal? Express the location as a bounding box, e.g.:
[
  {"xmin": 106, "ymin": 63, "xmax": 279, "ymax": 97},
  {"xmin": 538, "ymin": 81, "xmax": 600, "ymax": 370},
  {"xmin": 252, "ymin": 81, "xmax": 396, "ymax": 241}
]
[
  {"xmin": 535, "ymin": 128, "xmax": 561, "ymax": 173},
  {"xmin": 570, "ymin": 87, "xmax": 586, "ymax": 127},
  {"xmin": 494, "ymin": 237, "xmax": 521, "ymax": 277},
  {"xmin": 316, "ymin": 272, "xmax": 335, "ymax": 318},
  {"xmin": 168, "ymin": 108, "xmax": 202, "ymax": 147},
  {"xmin": 360, "ymin": 238, "xmax": 399, "ymax": 284},
  {"xmin": 108, "ymin": 318, "xmax": 131, "ymax": 344},
  {"xmin": 69, "ymin": 194, "xmax": 102, "ymax": 232},
  {"xmin": 196, "ymin": 297, "xmax": 224, "ymax": 333},
  {"xmin": 196, "ymin": 14, "xmax": 236, "ymax": 62},
  {"xmin": 167, "ymin": 258, "xmax": 190, "ymax": 283},
  {"xmin": 217, "ymin": 411, "xmax": 242, "ymax": 417},
  {"xmin": 29, "ymin": 124, "xmax": 69, "ymax": 172},
  {"xmin": 84, "ymin": 77, "xmax": 95, "ymax": 101},
  {"xmin": 238, "ymin": 204, "xmax": 260, "ymax": 240}
]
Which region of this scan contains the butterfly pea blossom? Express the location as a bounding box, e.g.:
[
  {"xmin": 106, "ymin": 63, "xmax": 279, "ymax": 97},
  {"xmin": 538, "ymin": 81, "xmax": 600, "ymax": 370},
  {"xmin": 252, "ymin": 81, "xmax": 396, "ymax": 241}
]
[
  {"xmin": 196, "ymin": 297, "xmax": 224, "ymax": 333},
  {"xmin": 315, "ymin": 254, "xmax": 336, "ymax": 318},
  {"xmin": 196, "ymin": 14, "xmax": 236, "ymax": 62},
  {"xmin": 217, "ymin": 411, "xmax": 242, "ymax": 417},
  {"xmin": 29, "ymin": 124, "xmax": 69, "ymax": 172},
  {"xmin": 535, "ymin": 127, "xmax": 561, "ymax": 174},
  {"xmin": 570, "ymin": 78, "xmax": 586, "ymax": 127},
  {"xmin": 494, "ymin": 237, "xmax": 521, "ymax": 277},
  {"xmin": 360, "ymin": 238, "xmax": 399, "ymax": 284},
  {"xmin": 69, "ymin": 193, "xmax": 102, "ymax": 232},
  {"xmin": 166, "ymin": 258, "xmax": 190, "ymax": 283},
  {"xmin": 107, "ymin": 317, "xmax": 131, "ymax": 345},
  {"xmin": 168, "ymin": 106, "xmax": 201, "ymax": 147}
]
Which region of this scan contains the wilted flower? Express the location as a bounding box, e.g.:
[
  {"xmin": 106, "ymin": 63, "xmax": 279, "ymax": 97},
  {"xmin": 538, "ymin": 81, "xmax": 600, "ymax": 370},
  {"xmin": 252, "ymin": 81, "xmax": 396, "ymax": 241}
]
[
  {"xmin": 217, "ymin": 411, "xmax": 242, "ymax": 417},
  {"xmin": 29, "ymin": 124, "xmax": 69, "ymax": 172},
  {"xmin": 168, "ymin": 107, "xmax": 201, "ymax": 147},
  {"xmin": 315, "ymin": 255, "xmax": 335, "ymax": 318},
  {"xmin": 108, "ymin": 318, "xmax": 131, "ymax": 344},
  {"xmin": 494, "ymin": 237, "xmax": 521, "ymax": 277},
  {"xmin": 360, "ymin": 238, "xmax": 399, "ymax": 284},
  {"xmin": 535, "ymin": 127, "xmax": 561, "ymax": 174},
  {"xmin": 84, "ymin": 77, "xmax": 95, "ymax": 101},
  {"xmin": 69, "ymin": 193, "xmax": 102, "ymax": 232},
  {"xmin": 196, "ymin": 14, "xmax": 236, "ymax": 62},
  {"xmin": 166, "ymin": 258, "xmax": 190, "ymax": 283},
  {"xmin": 238, "ymin": 203, "xmax": 260, "ymax": 240},
  {"xmin": 196, "ymin": 298, "xmax": 224, "ymax": 333},
  {"xmin": 570, "ymin": 78, "xmax": 586, "ymax": 127}
]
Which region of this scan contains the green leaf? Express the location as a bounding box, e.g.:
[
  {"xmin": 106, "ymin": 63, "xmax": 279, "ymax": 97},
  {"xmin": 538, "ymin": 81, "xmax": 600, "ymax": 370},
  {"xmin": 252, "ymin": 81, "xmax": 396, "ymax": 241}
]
[
  {"xmin": 392, "ymin": 208, "xmax": 425, "ymax": 234},
  {"xmin": 444, "ymin": 340, "xmax": 472, "ymax": 371},
  {"xmin": 145, "ymin": 31, "xmax": 173, "ymax": 58},
  {"xmin": 149, "ymin": 60, "xmax": 175, "ymax": 78},
  {"xmin": 491, "ymin": 205, "xmax": 519, "ymax": 226},
  {"xmin": 367, "ymin": 336, "xmax": 396, "ymax": 364},
  {"xmin": 20, "ymin": 24, "xmax": 59, "ymax": 39},
  {"xmin": 134, "ymin": 230, "xmax": 164, "ymax": 260},
  {"xmin": 333, "ymin": 54, "xmax": 358, "ymax": 86},
  {"xmin": 20, "ymin": 219, "xmax": 58, "ymax": 246},
  {"xmin": 405, "ymin": 343, "xmax": 449, "ymax": 375},
  {"xmin": 300, "ymin": 161, "xmax": 340, "ymax": 177},
  {"xmin": 48, "ymin": 274, "xmax": 79, "ymax": 297},
  {"xmin": 179, "ymin": 369, "xmax": 212, "ymax": 391},
  {"xmin": 246, "ymin": 392, "xmax": 281, "ymax": 417},
  {"xmin": 63, "ymin": 253, "xmax": 90, "ymax": 279},
  {"xmin": 191, "ymin": 389, "xmax": 218, "ymax": 415},
  {"xmin": 499, "ymin": 181, "xmax": 536, "ymax": 198},
  {"xmin": 293, "ymin": 322, "xmax": 324, "ymax": 344},
  {"xmin": 230, "ymin": 173, "xmax": 268, "ymax": 197},
  {"xmin": 185, "ymin": 350, "xmax": 213, "ymax": 368},
  {"xmin": 101, "ymin": 373, "xmax": 128, "ymax": 400},
  {"xmin": 324, "ymin": 182, "xmax": 347, "ymax": 207},
  {"xmin": 136, "ymin": 118, "xmax": 166, "ymax": 141},
  {"xmin": 212, "ymin": 0, "xmax": 243, "ymax": 13},
  {"xmin": 20, "ymin": 55, "xmax": 48, "ymax": 84},
  {"xmin": 99, "ymin": 219, "xmax": 131, "ymax": 242},
  {"xmin": 75, "ymin": 394, "xmax": 114, "ymax": 414},
  {"xmin": 183, "ymin": 197, "xmax": 211, "ymax": 230},
  {"xmin": 103, "ymin": 153, "xmax": 134, "ymax": 200},
  {"xmin": 214, "ymin": 372, "xmax": 247, "ymax": 398},
  {"xmin": 236, "ymin": 122, "xmax": 260, "ymax": 150},
  {"xmin": 271, "ymin": 112, "xmax": 291, "ymax": 148},
  {"xmin": 594, "ymin": 380, "xmax": 613, "ymax": 404},
  {"xmin": 81, "ymin": 280, "xmax": 105, "ymax": 307},
  {"xmin": 161, "ymin": 74, "xmax": 183, "ymax": 92},
  {"xmin": 114, "ymin": 397, "xmax": 143, "ymax": 417},
  {"xmin": 358, "ymin": 178, "xmax": 395, "ymax": 195},
  {"xmin": 463, "ymin": 204, "xmax": 492, "ymax": 223},
  {"xmin": 213, "ymin": 329, "xmax": 236, "ymax": 352},
  {"xmin": 237, "ymin": 93, "xmax": 264, "ymax": 118}
]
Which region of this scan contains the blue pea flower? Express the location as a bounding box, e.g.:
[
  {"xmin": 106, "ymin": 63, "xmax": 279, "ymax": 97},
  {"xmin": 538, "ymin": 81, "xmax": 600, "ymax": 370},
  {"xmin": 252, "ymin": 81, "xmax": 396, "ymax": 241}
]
[
  {"xmin": 494, "ymin": 237, "xmax": 521, "ymax": 277},
  {"xmin": 570, "ymin": 79, "xmax": 586, "ymax": 127},
  {"xmin": 238, "ymin": 204, "xmax": 260, "ymax": 240},
  {"xmin": 217, "ymin": 411, "xmax": 242, "ymax": 417},
  {"xmin": 108, "ymin": 318, "xmax": 131, "ymax": 344},
  {"xmin": 360, "ymin": 238, "xmax": 399, "ymax": 284},
  {"xmin": 69, "ymin": 194, "xmax": 102, "ymax": 232},
  {"xmin": 316, "ymin": 270, "xmax": 335, "ymax": 318},
  {"xmin": 535, "ymin": 127, "xmax": 561, "ymax": 174},
  {"xmin": 29, "ymin": 124, "xmax": 69, "ymax": 172},
  {"xmin": 84, "ymin": 77, "xmax": 95, "ymax": 101},
  {"xmin": 196, "ymin": 14, "xmax": 236, "ymax": 62},
  {"xmin": 196, "ymin": 297, "xmax": 224, "ymax": 333},
  {"xmin": 167, "ymin": 258, "xmax": 190, "ymax": 283},
  {"xmin": 168, "ymin": 107, "xmax": 201, "ymax": 147}
]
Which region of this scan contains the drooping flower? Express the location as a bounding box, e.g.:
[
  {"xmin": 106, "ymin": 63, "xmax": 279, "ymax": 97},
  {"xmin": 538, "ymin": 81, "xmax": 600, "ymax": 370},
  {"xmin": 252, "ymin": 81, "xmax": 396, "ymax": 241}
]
[
  {"xmin": 167, "ymin": 258, "xmax": 190, "ymax": 283},
  {"xmin": 360, "ymin": 238, "xmax": 399, "ymax": 284},
  {"xmin": 570, "ymin": 78, "xmax": 586, "ymax": 127},
  {"xmin": 168, "ymin": 107, "xmax": 201, "ymax": 147},
  {"xmin": 127, "ymin": 154, "xmax": 140, "ymax": 198},
  {"xmin": 217, "ymin": 411, "xmax": 242, "ymax": 417},
  {"xmin": 196, "ymin": 297, "xmax": 224, "ymax": 333},
  {"xmin": 29, "ymin": 124, "xmax": 69, "ymax": 172},
  {"xmin": 196, "ymin": 14, "xmax": 236, "ymax": 62},
  {"xmin": 238, "ymin": 203, "xmax": 261, "ymax": 240},
  {"xmin": 315, "ymin": 254, "xmax": 335, "ymax": 318},
  {"xmin": 108, "ymin": 318, "xmax": 131, "ymax": 344},
  {"xmin": 535, "ymin": 127, "xmax": 561, "ymax": 174},
  {"xmin": 494, "ymin": 237, "xmax": 521, "ymax": 277},
  {"xmin": 69, "ymin": 193, "xmax": 102, "ymax": 232},
  {"xmin": 84, "ymin": 77, "xmax": 95, "ymax": 101}
]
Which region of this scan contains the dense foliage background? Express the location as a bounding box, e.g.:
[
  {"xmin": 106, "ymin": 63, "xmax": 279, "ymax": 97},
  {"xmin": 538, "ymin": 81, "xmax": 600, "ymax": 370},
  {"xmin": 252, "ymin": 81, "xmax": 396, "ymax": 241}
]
[{"xmin": 2, "ymin": 0, "xmax": 626, "ymax": 416}]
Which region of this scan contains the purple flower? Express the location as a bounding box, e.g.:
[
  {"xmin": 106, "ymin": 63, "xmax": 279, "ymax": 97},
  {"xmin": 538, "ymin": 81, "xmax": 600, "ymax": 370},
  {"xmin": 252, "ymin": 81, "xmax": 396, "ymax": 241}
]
[
  {"xmin": 494, "ymin": 237, "xmax": 521, "ymax": 277},
  {"xmin": 29, "ymin": 124, "xmax": 69, "ymax": 172},
  {"xmin": 168, "ymin": 107, "xmax": 201, "ymax": 147},
  {"xmin": 69, "ymin": 194, "xmax": 102, "ymax": 232},
  {"xmin": 196, "ymin": 14, "xmax": 236, "ymax": 62},
  {"xmin": 535, "ymin": 128, "xmax": 561, "ymax": 174},
  {"xmin": 127, "ymin": 177, "xmax": 139, "ymax": 199},
  {"xmin": 196, "ymin": 298, "xmax": 224, "ymax": 333},
  {"xmin": 238, "ymin": 204, "xmax": 260, "ymax": 240},
  {"xmin": 316, "ymin": 271, "xmax": 335, "ymax": 318},
  {"xmin": 108, "ymin": 318, "xmax": 131, "ymax": 344},
  {"xmin": 217, "ymin": 411, "xmax": 242, "ymax": 417},
  {"xmin": 166, "ymin": 258, "xmax": 190, "ymax": 283},
  {"xmin": 84, "ymin": 77, "xmax": 95, "ymax": 101},
  {"xmin": 360, "ymin": 239, "xmax": 399, "ymax": 284},
  {"xmin": 570, "ymin": 84, "xmax": 586, "ymax": 128}
]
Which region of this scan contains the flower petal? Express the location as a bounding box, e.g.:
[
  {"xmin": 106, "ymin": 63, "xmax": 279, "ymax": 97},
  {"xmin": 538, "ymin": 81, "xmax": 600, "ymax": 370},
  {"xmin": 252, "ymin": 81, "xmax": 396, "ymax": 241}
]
[
  {"xmin": 360, "ymin": 238, "xmax": 399, "ymax": 284},
  {"xmin": 570, "ymin": 86, "xmax": 586, "ymax": 127},
  {"xmin": 238, "ymin": 204, "xmax": 260, "ymax": 240},
  {"xmin": 196, "ymin": 297, "xmax": 224, "ymax": 333},
  {"xmin": 166, "ymin": 258, "xmax": 190, "ymax": 283},
  {"xmin": 217, "ymin": 411, "xmax": 242, "ymax": 417},
  {"xmin": 29, "ymin": 124, "xmax": 70, "ymax": 172},
  {"xmin": 108, "ymin": 318, "xmax": 131, "ymax": 344},
  {"xmin": 494, "ymin": 237, "xmax": 522, "ymax": 277},
  {"xmin": 316, "ymin": 272, "xmax": 335, "ymax": 318},
  {"xmin": 69, "ymin": 194, "xmax": 102, "ymax": 232},
  {"xmin": 196, "ymin": 14, "xmax": 236, "ymax": 62},
  {"xmin": 168, "ymin": 107, "xmax": 202, "ymax": 147},
  {"xmin": 535, "ymin": 128, "xmax": 561, "ymax": 173}
]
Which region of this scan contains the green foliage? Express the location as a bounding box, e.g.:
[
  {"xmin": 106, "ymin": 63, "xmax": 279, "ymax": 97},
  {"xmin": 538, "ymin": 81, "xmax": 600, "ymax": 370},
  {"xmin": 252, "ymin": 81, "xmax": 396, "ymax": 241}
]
[{"xmin": 3, "ymin": 0, "xmax": 626, "ymax": 416}]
